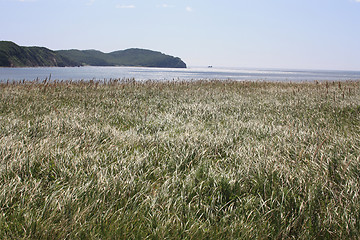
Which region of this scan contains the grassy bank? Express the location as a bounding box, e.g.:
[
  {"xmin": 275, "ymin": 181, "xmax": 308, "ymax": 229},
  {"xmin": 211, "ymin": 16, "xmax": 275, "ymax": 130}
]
[{"xmin": 0, "ymin": 80, "xmax": 359, "ymax": 239}]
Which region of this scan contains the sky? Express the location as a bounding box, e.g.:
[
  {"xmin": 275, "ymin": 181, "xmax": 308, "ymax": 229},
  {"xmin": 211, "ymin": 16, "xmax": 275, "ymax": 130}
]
[{"xmin": 1, "ymin": 0, "xmax": 360, "ymax": 70}]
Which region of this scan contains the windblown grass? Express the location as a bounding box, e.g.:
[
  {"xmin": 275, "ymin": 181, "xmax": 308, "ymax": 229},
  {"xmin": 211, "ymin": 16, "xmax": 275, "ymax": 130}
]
[{"xmin": 0, "ymin": 79, "xmax": 359, "ymax": 239}]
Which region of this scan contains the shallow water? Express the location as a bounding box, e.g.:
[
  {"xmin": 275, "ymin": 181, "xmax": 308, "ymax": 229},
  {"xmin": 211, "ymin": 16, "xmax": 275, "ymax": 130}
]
[{"xmin": 1, "ymin": 66, "xmax": 360, "ymax": 82}]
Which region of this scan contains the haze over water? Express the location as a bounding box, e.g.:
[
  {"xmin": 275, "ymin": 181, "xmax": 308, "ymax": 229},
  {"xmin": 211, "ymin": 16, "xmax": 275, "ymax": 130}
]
[{"xmin": 1, "ymin": 66, "xmax": 360, "ymax": 83}]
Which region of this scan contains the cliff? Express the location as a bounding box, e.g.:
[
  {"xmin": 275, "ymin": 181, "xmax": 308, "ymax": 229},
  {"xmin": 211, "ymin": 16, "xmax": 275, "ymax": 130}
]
[
  {"xmin": 0, "ymin": 41, "xmax": 187, "ymax": 68},
  {"xmin": 0, "ymin": 41, "xmax": 78, "ymax": 67}
]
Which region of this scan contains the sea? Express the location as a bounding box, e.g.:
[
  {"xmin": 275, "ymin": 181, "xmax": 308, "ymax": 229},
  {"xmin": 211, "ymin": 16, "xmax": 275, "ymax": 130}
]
[{"xmin": 1, "ymin": 66, "xmax": 360, "ymax": 82}]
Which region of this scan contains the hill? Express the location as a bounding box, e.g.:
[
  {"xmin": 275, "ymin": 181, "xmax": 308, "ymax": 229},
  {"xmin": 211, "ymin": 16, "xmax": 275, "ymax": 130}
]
[
  {"xmin": 0, "ymin": 41, "xmax": 78, "ymax": 67},
  {"xmin": 0, "ymin": 41, "xmax": 187, "ymax": 68},
  {"xmin": 57, "ymin": 48, "xmax": 187, "ymax": 68}
]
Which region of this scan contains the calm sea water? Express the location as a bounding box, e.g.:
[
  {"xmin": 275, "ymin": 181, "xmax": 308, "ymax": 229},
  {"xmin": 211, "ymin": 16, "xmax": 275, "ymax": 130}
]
[{"xmin": 1, "ymin": 66, "xmax": 360, "ymax": 82}]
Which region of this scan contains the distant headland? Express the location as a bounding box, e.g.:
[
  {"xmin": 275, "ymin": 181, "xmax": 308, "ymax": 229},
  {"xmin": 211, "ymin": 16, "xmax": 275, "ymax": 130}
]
[{"xmin": 0, "ymin": 41, "xmax": 187, "ymax": 68}]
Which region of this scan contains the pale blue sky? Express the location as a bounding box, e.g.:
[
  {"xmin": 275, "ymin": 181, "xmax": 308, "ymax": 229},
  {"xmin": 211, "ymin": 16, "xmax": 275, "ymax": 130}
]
[{"xmin": 1, "ymin": 0, "xmax": 360, "ymax": 70}]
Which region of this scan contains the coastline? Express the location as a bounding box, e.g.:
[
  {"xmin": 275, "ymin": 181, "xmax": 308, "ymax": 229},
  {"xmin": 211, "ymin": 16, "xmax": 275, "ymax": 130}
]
[{"xmin": 1, "ymin": 66, "xmax": 360, "ymax": 82}]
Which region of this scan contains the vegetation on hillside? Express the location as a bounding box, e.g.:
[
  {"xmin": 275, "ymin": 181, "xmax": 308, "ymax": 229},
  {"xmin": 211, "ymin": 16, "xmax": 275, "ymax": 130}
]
[
  {"xmin": 0, "ymin": 41, "xmax": 187, "ymax": 68},
  {"xmin": 0, "ymin": 80, "xmax": 359, "ymax": 239},
  {"xmin": 0, "ymin": 41, "xmax": 78, "ymax": 67},
  {"xmin": 57, "ymin": 48, "xmax": 186, "ymax": 68}
]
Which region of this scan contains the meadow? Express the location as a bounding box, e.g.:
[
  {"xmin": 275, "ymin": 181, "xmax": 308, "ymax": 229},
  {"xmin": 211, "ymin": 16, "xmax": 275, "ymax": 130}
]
[{"xmin": 0, "ymin": 79, "xmax": 359, "ymax": 239}]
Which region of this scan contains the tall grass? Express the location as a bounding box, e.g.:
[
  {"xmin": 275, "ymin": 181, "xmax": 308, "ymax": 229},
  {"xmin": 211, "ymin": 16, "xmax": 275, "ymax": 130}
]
[{"xmin": 0, "ymin": 79, "xmax": 359, "ymax": 239}]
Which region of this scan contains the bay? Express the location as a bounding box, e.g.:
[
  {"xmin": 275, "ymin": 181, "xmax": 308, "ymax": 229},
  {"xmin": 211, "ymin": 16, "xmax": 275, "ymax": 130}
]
[{"xmin": 1, "ymin": 66, "xmax": 360, "ymax": 82}]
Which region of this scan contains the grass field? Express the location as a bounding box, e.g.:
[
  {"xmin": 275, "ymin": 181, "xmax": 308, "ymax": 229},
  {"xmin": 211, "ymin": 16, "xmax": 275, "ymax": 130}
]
[{"xmin": 0, "ymin": 79, "xmax": 359, "ymax": 239}]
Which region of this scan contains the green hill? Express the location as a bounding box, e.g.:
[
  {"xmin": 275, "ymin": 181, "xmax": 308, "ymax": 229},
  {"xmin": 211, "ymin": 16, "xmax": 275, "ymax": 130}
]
[
  {"xmin": 0, "ymin": 41, "xmax": 187, "ymax": 68},
  {"xmin": 57, "ymin": 48, "xmax": 187, "ymax": 68},
  {"xmin": 56, "ymin": 49, "xmax": 110, "ymax": 66},
  {"xmin": 0, "ymin": 41, "xmax": 79, "ymax": 67}
]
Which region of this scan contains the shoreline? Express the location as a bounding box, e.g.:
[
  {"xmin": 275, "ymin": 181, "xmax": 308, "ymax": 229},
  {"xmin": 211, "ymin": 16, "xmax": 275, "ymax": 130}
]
[{"xmin": 1, "ymin": 66, "xmax": 360, "ymax": 82}]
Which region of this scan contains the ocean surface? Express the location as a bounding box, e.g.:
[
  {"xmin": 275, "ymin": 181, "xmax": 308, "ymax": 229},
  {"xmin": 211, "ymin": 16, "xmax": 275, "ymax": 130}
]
[{"xmin": 1, "ymin": 66, "xmax": 360, "ymax": 82}]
